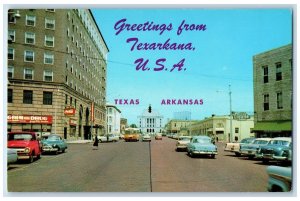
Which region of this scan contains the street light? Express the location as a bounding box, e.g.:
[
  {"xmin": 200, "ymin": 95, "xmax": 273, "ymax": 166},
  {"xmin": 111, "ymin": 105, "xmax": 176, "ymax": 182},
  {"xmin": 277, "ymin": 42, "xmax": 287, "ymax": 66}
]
[{"xmin": 229, "ymin": 85, "xmax": 233, "ymax": 143}]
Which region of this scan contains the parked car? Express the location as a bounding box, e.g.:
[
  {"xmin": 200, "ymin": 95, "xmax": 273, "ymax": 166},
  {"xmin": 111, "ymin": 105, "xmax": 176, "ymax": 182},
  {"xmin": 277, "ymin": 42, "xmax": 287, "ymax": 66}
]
[
  {"xmin": 239, "ymin": 138, "xmax": 272, "ymax": 159},
  {"xmin": 142, "ymin": 134, "xmax": 151, "ymax": 141},
  {"xmin": 155, "ymin": 133, "xmax": 163, "ymax": 140},
  {"xmin": 187, "ymin": 135, "xmax": 218, "ymax": 158},
  {"xmin": 41, "ymin": 134, "xmax": 68, "ymax": 154},
  {"xmin": 98, "ymin": 134, "xmax": 119, "ymax": 142},
  {"xmin": 176, "ymin": 136, "xmax": 192, "ymax": 151},
  {"xmin": 256, "ymin": 137, "xmax": 292, "ymax": 163},
  {"xmin": 224, "ymin": 137, "xmax": 256, "ymax": 156},
  {"xmin": 8, "ymin": 131, "xmax": 42, "ymax": 163},
  {"xmin": 266, "ymin": 165, "xmax": 292, "ymax": 192},
  {"xmin": 7, "ymin": 148, "xmax": 18, "ymax": 166}
]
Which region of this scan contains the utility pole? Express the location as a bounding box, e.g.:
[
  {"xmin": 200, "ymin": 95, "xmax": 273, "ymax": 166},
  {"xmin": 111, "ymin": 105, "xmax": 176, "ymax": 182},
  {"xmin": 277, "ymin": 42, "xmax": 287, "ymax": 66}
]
[{"xmin": 229, "ymin": 85, "xmax": 233, "ymax": 142}]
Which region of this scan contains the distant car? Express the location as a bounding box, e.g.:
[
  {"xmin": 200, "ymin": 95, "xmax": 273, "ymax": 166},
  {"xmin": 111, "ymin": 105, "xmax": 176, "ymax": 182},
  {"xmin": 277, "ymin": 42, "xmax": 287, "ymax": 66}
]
[
  {"xmin": 256, "ymin": 137, "xmax": 292, "ymax": 163},
  {"xmin": 172, "ymin": 134, "xmax": 180, "ymax": 140},
  {"xmin": 98, "ymin": 134, "xmax": 119, "ymax": 142},
  {"xmin": 240, "ymin": 138, "xmax": 272, "ymax": 159},
  {"xmin": 41, "ymin": 134, "xmax": 68, "ymax": 154},
  {"xmin": 187, "ymin": 135, "xmax": 218, "ymax": 158},
  {"xmin": 142, "ymin": 134, "xmax": 151, "ymax": 141},
  {"xmin": 8, "ymin": 131, "xmax": 42, "ymax": 163},
  {"xmin": 224, "ymin": 137, "xmax": 256, "ymax": 156},
  {"xmin": 176, "ymin": 136, "xmax": 192, "ymax": 151},
  {"xmin": 7, "ymin": 148, "xmax": 18, "ymax": 166},
  {"xmin": 155, "ymin": 133, "xmax": 163, "ymax": 140},
  {"xmin": 267, "ymin": 165, "xmax": 292, "ymax": 192}
]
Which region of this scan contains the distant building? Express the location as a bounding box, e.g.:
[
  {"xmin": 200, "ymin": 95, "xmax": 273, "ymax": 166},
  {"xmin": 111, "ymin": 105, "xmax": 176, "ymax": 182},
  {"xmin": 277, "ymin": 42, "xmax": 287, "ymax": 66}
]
[
  {"xmin": 173, "ymin": 111, "xmax": 191, "ymax": 120},
  {"xmin": 165, "ymin": 119, "xmax": 198, "ymax": 135},
  {"xmin": 252, "ymin": 44, "xmax": 292, "ymax": 138},
  {"xmin": 138, "ymin": 105, "xmax": 164, "ymax": 134},
  {"xmin": 106, "ymin": 104, "xmax": 121, "ymax": 135},
  {"xmin": 188, "ymin": 113, "xmax": 254, "ymax": 142},
  {"xmin": 120, "ymin": 118, "xmax": 128, "ymax": 134}
]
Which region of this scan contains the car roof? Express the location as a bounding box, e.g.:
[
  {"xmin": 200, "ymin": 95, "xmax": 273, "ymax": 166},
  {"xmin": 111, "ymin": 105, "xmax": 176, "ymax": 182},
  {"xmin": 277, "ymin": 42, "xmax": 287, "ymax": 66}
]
[
  {"xmin": 271, "ymin": 137, "xmax": 292, "ymax": 142},
  {"xmin": 255, "ymin": 138, "xmax": 272, "ymax": 141},
  {"xmin": 191, "ymin": 135, "xmax": 211, "ymax": 139}
]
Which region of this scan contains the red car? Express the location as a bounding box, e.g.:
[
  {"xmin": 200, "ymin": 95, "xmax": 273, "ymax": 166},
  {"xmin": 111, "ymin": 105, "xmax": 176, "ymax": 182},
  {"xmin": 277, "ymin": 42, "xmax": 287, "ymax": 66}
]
[{"xmin": 8, "ymin": 131, "xmax": 42, "ymax": 163}]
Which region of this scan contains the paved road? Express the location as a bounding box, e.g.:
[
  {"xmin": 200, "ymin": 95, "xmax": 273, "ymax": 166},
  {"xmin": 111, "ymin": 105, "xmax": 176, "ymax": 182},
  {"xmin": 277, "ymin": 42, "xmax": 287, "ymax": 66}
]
[{"xmin": 7, "ymin": 137, "xmax": 273, "ymax": 192}]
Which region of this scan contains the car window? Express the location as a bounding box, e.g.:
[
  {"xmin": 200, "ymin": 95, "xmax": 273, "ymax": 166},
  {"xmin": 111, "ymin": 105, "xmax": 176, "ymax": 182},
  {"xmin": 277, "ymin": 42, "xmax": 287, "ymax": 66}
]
[
  {"xmin": 47, "ymin": 136, "xmax": 60, "ymax": 141},
  {"xmin": 8, "ymin": 134, "xmax": 32, "ymax": 140},
  {"xmin": 192, "ymin": 138, "xmax": 210, "ymax": 143},
  {"xmin": 269, "ymin": 140, "xmax": 290, "ymax": 146}
]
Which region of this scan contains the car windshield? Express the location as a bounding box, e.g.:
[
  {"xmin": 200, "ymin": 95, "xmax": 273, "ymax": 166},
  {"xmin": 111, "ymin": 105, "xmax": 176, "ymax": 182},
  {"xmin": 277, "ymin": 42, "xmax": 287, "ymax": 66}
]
[
  {"xmin": 253, "ymin": 140, "xmax": 269, "ymax": 145},
  {"xmin": 47, "ymin": 136, "xmax": 61, "ymax": 141},
  {"xmin": 192, "ymin": 138, "xmax": 211, "ymax": 144},
  {"xmin": 269, "ymin": 140, "xmax": 290, "ymax": 146},
  {"xmin": 241, "ymin": 138, "xmax": 255, "ymax": 143},
  {"xmin": 8, "ymin": 134, "xmax": 32, "ymax": 141},
  {"xmin": 179, "ymin": 137, "xmax": 190, "ymax": 141}
]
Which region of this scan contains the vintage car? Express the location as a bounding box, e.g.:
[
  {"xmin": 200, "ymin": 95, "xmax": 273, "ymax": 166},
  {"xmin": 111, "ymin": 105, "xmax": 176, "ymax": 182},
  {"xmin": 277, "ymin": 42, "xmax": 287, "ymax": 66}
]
[
  {"xmin": 98, "ymin": 134, "xmax": 119, "ymax": 142},
  {"xmin": 256, "ymin": 137, "xmax": 292, "ymax": 163},
  {"xmin": 124, "ymin": 128, "xmax": 140, "ymax": 142},
  {"xmin": 239, "ymin": 138, "xmax": 272, "ymax": 159},
  {"xmin": 8, "ymin": 131, "xmax": 42, "ymax": 163},
  {"xmin": 142, "ymin": 134, "xmax": 151, "ymax": 141},
  {"xmin": 176, "ymin": 136, "xmax": 192, "ymax": 151},
  {"xmin": 266, "ymin": 165, "xmax": 292, "ymax": 192},
  {"xmin": 41, "ymin": 134, "xmax": 68, "ymax": 154},
  {"xmin": 224, "ymin": 137, "xmax": 256, "ymax": 156},
  {"xmin": 7, "ymin": 148, "xmax": 18, "ymax": 166},
  {"xmin": 187, "ymin": 135, "xmax": 218, "ymax": 158},
  {"xmin": 155, "ymin": 133, "xmax": 163, "ymax": 140}
]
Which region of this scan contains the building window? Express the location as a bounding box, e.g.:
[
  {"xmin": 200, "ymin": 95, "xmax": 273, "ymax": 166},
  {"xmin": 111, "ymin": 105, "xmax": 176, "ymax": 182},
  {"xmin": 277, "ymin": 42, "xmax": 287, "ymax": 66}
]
[
  {"xmin": 25, "ymin": 32, "xmax": 35, "ymax": 44},
  {"xmin": 26, "ymin": 15, "xmax": 36, "ymax": 26},
  {"xmin": 45, "ymin": 18, "xmax": 55, "ymax": 29},
  {"xmin": 263, "ymin": 66, "xmax": 268, "ymax": 83},
  {"xmin": 8, "ymin": 89, "xmax": 13, "ymax": 103},
  {"xmin": 23, "ymin": 90, "xmax": 33, "ymax": 104},
  {"xmin": 44, "ymin": 70, "xmax": 53, "ymax": 81},
  {"xmin": 24, "ymin": 50, "xmax": 34, "ymax": 62},
  {"xmin": 8, "ymin": 30, "xmax": 15, "ymax": 42},
  {"xmin": 277, "ymin": 92, "xmax": 283, "ymax": 109},
  {"xmin": 65, "ymin": 94, "xmax": 68, "ymax": 105},
  {"xmin": 8, "ymin": 48, "xmax": 14, "ymax": 60},
  {"xmin": 276, "ymin": 62, "xmax": 282, "ymax": 81},
  {"xmin": 45, "ymin": 35, "xmax": 54, "ymax": 47},
  {"xmin": 43, "ymin": 91, "xmax": 53, "ymax": 105},
  {"xmin": 235, "ymin": 128, "xmax": 239, "ymax": 133},
  {"xmin": 24, "ymin": 68, "xmax": 34, "ymax": 80},
  {"xmin": 8, "ymin": 66, "xmax": 14, "ymax": 78},
  {"xmin": 44, "ymin": 52, "xmax": 54, "ymax": 64},
  {"xmin": 263, "ymin": 94, "xmax": 269, "ymax": 111}
]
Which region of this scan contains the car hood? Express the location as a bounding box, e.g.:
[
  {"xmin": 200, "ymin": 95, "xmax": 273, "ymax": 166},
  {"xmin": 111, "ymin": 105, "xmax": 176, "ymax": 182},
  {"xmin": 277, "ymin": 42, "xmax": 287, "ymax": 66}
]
[
  {"xmin": 8, "ymin": 140, "xmax": 31, "ymax": 148},
  {"xmin": 42, "ymin": 140, "xmax": 60, "ymax": 145},
  {"xmin": 178, "ymin": 140, "xmax": 190, "ymax": 145},
  {"xmin": 189, "ymin": 143, "xmax": 216, "ymax": 150}
]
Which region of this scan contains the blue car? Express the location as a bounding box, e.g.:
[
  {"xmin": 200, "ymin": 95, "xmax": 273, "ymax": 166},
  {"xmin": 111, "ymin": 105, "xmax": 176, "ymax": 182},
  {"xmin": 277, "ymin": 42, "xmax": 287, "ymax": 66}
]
[
  {"xmin": 240, "ymin": 138, "xmax": 272, "ymax": 159},
  {"xmin": 41, "ymin": 134, "xmax": 68, "ymax": 154},
  {"xmin": 187, "ymin": 135, "xmax": 218, "ymax": 158}
]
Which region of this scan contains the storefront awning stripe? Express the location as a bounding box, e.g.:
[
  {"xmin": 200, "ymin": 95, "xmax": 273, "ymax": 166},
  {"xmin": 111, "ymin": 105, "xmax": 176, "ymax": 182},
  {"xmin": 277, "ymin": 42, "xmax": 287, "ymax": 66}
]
[{"xmin": 253, "ymin": 121, "xmax": 292, "ymax": 131}]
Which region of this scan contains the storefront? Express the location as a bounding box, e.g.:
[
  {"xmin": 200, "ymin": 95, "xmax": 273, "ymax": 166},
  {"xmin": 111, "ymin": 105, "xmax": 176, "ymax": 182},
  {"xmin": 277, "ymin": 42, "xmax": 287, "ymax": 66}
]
[
  {"xmin": 7, "ymin": 114, "xmax": 53, "ymax": 138},
  {"xmin": 253, "ymin": 121, "xmax": 292, "ymax": 138}
]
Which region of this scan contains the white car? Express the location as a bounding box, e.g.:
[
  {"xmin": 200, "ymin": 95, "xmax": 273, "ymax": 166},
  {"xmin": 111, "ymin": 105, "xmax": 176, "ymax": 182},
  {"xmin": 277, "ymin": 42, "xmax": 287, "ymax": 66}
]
[
  {"xmin": 142, "ymin": 134, "xmax": 151, "ymax": 141},
  {"xmin": 176, "ymin": 136, "xmax": 192, "ymax": 151},
  {"xmin": 98, "ymin": 134, "xmax": 119, "ymax": 142}
]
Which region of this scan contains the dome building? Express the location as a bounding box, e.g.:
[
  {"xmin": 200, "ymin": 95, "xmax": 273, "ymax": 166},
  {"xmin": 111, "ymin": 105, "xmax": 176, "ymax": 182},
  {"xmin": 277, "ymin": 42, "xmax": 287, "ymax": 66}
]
[{"xmin": 137, "ymin": 105, "xmax": 164, "ymax": 134}]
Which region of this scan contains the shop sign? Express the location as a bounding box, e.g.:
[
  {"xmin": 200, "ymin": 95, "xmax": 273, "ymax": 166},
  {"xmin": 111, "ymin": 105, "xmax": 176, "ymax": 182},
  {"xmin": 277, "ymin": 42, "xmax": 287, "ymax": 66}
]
[
  {"xmin": 69, "ymin": 119, "xmax": 77, "ymax": 126},
  {"xmin": 64, "ymin": 107, "xmax": 76, "ymax": 116},
  {"xmin": 7, "ymin": 115, "xmax": 53, "ymax": 124}
]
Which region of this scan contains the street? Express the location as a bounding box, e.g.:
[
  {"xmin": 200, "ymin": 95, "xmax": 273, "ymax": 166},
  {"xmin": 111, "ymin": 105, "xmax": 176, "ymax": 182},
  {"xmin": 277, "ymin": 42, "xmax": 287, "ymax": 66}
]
[{"xmin": 7, "ymin": 137, "xmax": 271, "ymax": 192}]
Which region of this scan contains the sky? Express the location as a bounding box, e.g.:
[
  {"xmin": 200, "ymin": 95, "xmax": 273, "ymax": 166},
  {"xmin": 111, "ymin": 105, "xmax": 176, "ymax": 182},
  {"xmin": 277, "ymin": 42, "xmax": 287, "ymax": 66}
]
[{"xmin": 91, "ymin": 8, "xmax": 292, "ymax": 125}]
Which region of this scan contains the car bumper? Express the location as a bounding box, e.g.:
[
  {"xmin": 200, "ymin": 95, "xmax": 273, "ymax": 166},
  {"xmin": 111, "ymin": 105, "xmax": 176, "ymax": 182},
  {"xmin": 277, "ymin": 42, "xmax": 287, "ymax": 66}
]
[
  {"xmin": 42, "ymin": 147, "xmax": 59, "ymax": 152},
  {"xmin": 273, "ymin": 156, "xmax": 289, "ymax": 161},
  {"xmin": 191, "ymin": 150, "xmax": 218, "ymax": 155},
  {"xmin": 240, "ymin": 150, "xmax": 257, "ymax": 156},
  {"xmin": 176, "ymin": 145, "xmax": 187, "ymax": 150}
]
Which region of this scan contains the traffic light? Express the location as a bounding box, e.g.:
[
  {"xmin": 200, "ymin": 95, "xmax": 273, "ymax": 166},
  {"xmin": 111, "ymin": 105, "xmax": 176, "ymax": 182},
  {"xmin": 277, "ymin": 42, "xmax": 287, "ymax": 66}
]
[{"xmin": 148, "ymin": 105, "xmax": 152, "ymax": 113}]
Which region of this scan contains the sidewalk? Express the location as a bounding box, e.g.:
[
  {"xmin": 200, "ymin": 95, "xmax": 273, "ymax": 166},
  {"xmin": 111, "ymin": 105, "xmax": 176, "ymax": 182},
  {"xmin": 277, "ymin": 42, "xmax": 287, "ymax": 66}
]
[{"xmin": 66, "ymin": 139, "xmax": 93, "ymax": 144}]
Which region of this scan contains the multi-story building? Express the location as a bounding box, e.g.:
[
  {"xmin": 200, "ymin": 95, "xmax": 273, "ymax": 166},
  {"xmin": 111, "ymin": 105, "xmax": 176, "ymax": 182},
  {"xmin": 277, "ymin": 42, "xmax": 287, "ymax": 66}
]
[
  {"xmin": 187, "ymin": 113, "xmax": 254, "ymax": 142},
  {"xmin": 138, "ymin": 105, "xmax": 164, "ymax": 134},
  {"xmin": 7, "ymin": 9, "xmax": 109, "ymax": 140},
  {"xmin": 252, "ymin": 44, "xmax": 292, "ymax": 138},
  {"xmin": 173, "ymin": 111, "xmax": 191, "ymax": 120},
  {"xmin": 106, "ymin": 104, "xmax": 121, "ymax": 136}
]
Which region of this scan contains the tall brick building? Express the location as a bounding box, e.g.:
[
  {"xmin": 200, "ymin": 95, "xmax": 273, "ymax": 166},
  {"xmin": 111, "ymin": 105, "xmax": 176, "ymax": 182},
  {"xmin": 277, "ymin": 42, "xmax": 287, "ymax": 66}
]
[
  {"xmin": 7, "ymin": 9, "xmax": 109, "ymax": 140},
  {"xmin": 252, "ymin": 44, "xmax": 292, "ymax": 137}
]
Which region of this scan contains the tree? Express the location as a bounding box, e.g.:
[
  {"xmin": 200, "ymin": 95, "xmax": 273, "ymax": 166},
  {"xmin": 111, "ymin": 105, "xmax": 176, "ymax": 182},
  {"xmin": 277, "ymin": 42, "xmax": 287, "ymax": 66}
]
[{"xmin": 130, "ymin": 124, "xmax": 137, "ymax": 128}]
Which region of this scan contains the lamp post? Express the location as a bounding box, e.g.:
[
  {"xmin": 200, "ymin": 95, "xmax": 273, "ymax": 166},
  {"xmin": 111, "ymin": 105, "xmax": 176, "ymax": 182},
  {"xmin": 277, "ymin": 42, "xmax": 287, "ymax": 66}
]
[{"xmin": 229, "ymin": 85, "xmax": 233, "ymax": 142}]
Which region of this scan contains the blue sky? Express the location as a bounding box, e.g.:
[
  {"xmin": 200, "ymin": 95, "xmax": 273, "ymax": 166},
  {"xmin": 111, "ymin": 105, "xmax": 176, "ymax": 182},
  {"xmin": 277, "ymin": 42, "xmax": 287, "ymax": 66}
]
[{"xmin": 91, "ymin": 8, "xmax": 292, "ymax": 125}]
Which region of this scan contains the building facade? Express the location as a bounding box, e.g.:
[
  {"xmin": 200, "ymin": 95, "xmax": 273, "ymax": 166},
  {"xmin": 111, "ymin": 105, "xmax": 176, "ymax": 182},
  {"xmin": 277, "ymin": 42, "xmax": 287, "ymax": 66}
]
[
  {"xmin": 120, "ymin": 118, "xmax": 128, "ymax": 134},
  {"xmin": 106, "ymin": 104, "xmax": 121, "ymax": 136},
  {"xmin": 165, "ymin": 119, "xmax": 198, "ymax": 135},
  {"xmin": 187, "ymin": 113, "xmax": 254, "ymax": 142},
  {"xmin": 138, "ymin": 106, "xmax": 164, "ymax": 134},
  {"xmin": 253, "ymin": 44, "xmax": 292, "ymax": 138},
  {"xmin": 7, "ymin": 9, "xmax": 109, "ymax": 140}
]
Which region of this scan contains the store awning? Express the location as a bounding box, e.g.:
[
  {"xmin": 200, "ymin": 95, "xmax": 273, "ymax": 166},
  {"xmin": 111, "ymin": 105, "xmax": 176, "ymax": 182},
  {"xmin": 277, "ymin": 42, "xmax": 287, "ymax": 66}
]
[{"xmin": 253, "ymin": 121, "xmax": 292, "ymax": 132}]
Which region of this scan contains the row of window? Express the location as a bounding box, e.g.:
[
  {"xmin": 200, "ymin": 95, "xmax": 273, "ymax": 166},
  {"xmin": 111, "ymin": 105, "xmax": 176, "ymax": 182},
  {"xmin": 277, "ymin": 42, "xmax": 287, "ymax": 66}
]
[
  {"xmin": 9, "ymin": 14, "xmax": 56, "ymax": 30},
  {"xmin": 8, "ymin": 48, "xmax": 54, "ymax": 64},
  {"xmin": 263, "ymin": 92, "xmax": 283, "ymax": 111},
  {"xmin": 8, "ymin": 30, "xmax": 55, "ymax": 47},
  {"xmin": 8, "ymin": 66, "xmax": 53, "ymax": 81},
  {"xmin": 8, "ymin": 89, "xmax": 53, "ymax": 105},
  {"xmin": 262, "ymin": 60, "xmax": 292, "ymax": 83}
]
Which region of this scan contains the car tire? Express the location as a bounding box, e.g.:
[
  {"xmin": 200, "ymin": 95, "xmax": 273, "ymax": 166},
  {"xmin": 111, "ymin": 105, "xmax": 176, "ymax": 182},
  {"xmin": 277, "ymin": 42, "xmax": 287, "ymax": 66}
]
[
  {"xmin": 262, "ymin": 159, "xmax": 269, "ymax": 164},
  {"xmin": 235, "ymin": 152, "xmax": 241, "ymax": 157},
  {"xmin": 28, "ymin": 155, "xmax": 34, "ymax": 163},
  {"xmin": 211, "ymin": 154, "xmax": 216, "ymax": 159},
  {"xmin": 248, "ymin": 155, "xmax": 254, "ymax": 160},
  {"xmin": 37, "ymin": 153, "xmax": 41, "ymax": 159}
]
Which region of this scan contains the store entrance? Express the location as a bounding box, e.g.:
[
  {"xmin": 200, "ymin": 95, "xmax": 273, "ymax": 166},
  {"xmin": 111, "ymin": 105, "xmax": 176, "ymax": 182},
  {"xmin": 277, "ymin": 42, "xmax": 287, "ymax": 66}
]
[{"xmin": 84, "ymin": 126, "xmax": 91, "ymax": 140}]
